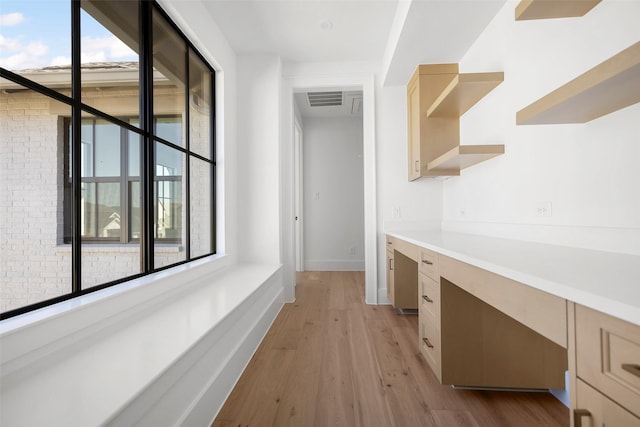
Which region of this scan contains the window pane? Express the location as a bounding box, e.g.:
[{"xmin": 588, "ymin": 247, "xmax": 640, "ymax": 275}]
[
  {"xmin": 81, "ymin": 182, "xmax": 120, "ymax": 240},
  {"xmin": 155, "ymin": 116, "xmax": 182, "ymax": 145},
  {"xmin": 78, "ymin": 117, "xmax": 141, "ymax": 289},
  {"xmin": 94, "ymin": 119, "xmax": 121, "ymax": 176},
  {"xmin": 81, "ymin": 119, "xmax": 94, "ymax": 177},
  {"xmin": 154, "ymin": 142, "xmax": 186, "ymax": 267},
  {"xmin": 81, "ymin": 182, "xmax": 97, "ymax": 238},
  {"xmin": 189, "ymin": 50, "xmax": 212, "ymax": 159},
  {"xmin": 0, "ymin": 1, "xmax": 72, "ymax": 95},
  {"xmin": 129, "ymin": 181, "xmax": 141, "ymax": 240},
  {"xmin": 97, "ymin": 182, "xmax": 121, "ymax": 238},
  {"xmin": 80, "ymin": 0, "xmax": 140, "ymax": 121},
  {"xmin": 0, "ymin": 78, "xmax": 72, "ymax": 313},
  {"xmin": 190, "ymin": 157, "xmax": 212, "ymax": 258},
  {"xmin": 128, "ymin": 130, "xmax": 141, "ymax": 177},
  {"xmin": 153, "ymin": 8, "xmax": 185, "ymax": 146}
]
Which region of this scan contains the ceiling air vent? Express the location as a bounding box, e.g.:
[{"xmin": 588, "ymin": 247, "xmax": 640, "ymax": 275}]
[{"xmin": 307, "ymin": 91, "xmax": 343, "ymax": 107}]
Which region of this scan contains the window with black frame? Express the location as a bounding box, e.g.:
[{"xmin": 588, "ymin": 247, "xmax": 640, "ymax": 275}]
[{"xmin": 0, "ymin": 0, "xmax": 215, "ymax": 318}]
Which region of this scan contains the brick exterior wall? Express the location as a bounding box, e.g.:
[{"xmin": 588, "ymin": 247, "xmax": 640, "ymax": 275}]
[{"xmin": 1, "ymin": 84, "xmax": 210, "ymax": 313}]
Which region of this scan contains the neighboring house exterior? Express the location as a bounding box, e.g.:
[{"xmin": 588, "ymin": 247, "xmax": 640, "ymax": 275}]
[{"xmin": 0, "ymin": 62, "xmax": 211, "ymax": 312}]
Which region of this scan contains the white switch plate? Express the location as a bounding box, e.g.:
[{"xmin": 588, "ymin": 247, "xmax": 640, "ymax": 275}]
[{"xmin": 391, "ymin": 206, "xmax": 401, "ymax": 219}]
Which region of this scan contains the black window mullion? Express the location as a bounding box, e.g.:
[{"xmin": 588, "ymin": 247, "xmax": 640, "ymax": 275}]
[
  {"xmin": 141, "ymin": 0, "xmax": 154, "ymax": 272},
  {"xmin": 211, "ymin": 68, "xmax": 217, "ymax": 254},
  {"xmin": 71, "ymin": 0, "xmax": 82, "ymax": 293},
  {"xmin": 185, "ymin": 49, "xmax": 191, "ymax": 260}
]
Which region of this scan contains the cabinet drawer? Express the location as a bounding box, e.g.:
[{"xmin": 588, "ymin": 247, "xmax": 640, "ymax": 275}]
[
  {"xmin": 576, "ymin": 304, "xmax": 640, "ymax": 417},
  {"xmin": 419, "ymin": 273, "xmax": 440, "ymax": 318},
  {"xmin": 386, "ymin": 235, "xmax": 394, "ymax": 253},
  {"xmin": 420, "ymin": 311, "xmax": 440, "ymax": 378},
  {"xmin": 575, "ymin": 379, "xmax": 640, "ymax": 427},
  {"xmin": 418, "ymin": 248, "xmax": 438, "ymax": 280}
]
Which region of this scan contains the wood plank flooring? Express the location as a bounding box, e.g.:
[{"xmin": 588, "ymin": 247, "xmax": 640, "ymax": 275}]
[{"xmin": 212, "ymin": 271, "xmax": 569, "ymax": 427}]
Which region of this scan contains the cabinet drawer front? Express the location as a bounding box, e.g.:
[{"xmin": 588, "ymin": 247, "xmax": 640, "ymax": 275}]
[
  {"xmin": 418, "ymin": 249, "xmax": 438, "ymax": 280},
  {"xmin": 576, "ymin": 379, "xmax": 640, "ymax": 426},
  {"xmin": 420, "ymin": 273, "xmax": 440, "ymax": 318},
  {"xmin": 386, "ymin": 235, "xmax": 394, "ymax": 252},
  {"xmin": 420, "ymin": 312, "xmax": 441, "ymax": 379},
  {"xmin": 576, "ymin": 304, "xmax": 640, "ymax": 417}
]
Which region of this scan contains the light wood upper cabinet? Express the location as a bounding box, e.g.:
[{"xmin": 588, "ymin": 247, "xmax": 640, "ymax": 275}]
[
  {"xmin": 515, "ymin": 0, "xmax": 602, "ymax": 21},
  {"xmin": 517, "ymin": 41, "xmax": 640, "ymax": 125},
  {"xmin": 406, "ymin": 64, "xmax": 504, "ymax": 180},
  {"xmin": 407, "ymin": 64, "xmax": 460, "ymax": 180}
]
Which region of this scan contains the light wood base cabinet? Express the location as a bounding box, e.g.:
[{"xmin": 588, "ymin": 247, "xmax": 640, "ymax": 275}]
[
  {"xmin": 575, "ymin": 379, "xmax": 640, "ymax": 427},
  {"xmin": 386, "ymin": 236, "xmax": 418, "ymax": 310},
  {"xmin": 571, "ymin": 303, "xmax": 640, "ymax": 426}
]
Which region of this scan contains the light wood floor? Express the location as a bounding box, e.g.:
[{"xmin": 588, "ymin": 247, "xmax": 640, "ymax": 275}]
[{"xmin": 212, "ymin": 271, "xmax": 569, "ymax": 427}]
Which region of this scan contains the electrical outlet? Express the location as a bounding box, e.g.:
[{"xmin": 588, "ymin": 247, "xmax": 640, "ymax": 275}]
[
  {"xmin": 349, "ymin": 246, "xmax": 356, "ymax": 255},
  {"xmin": 459, "ymin": 208, "xmax": 467, "ymax": 217},
  {"xmin": 534, "ymin": 201, "xmax": 552, "ymax": 217}
]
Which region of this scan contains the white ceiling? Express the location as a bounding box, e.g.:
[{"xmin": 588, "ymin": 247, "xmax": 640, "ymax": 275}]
[
  {"xmin": 203, "ymin": 0, "xmax": 398, "ymax": 63},
  {"xmin": 201, "ymin": 0, "xmax": 507, "ymax": 106},
  {"xmin": 383, "ymin": 0, "xmax": 506, "ymax": 86}
]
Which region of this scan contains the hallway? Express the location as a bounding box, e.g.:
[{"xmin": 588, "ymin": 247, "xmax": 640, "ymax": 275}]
[{"xmin": 213, "ymin": 271, "xmax": 568, "ymax": 426}]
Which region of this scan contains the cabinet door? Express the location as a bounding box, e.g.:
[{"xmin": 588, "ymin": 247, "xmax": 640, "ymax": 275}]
[
  {"xmin": 407, "ymin": 76, "xmax": 422, "ymax": 181},
  {"xmin": 575, "ymin": 304, "xmax": 640, "ymax": 416},
  {"xmin": 575, "ymin": 379, "xmax": 640, "ymax": 427},
  {"xmin": 386, "ymin": 251, "xmax": 394, "ymax": 305}
]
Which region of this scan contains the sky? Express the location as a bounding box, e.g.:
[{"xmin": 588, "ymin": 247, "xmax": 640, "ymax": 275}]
[{"xmin": 0, "ymin": 0, "xmax": 137, "ymax": 70}]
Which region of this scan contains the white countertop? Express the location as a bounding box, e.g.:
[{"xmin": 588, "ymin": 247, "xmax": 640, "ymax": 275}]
[{"xmin": 387, "ymin": 230, "xmax": 640, "ymax": 326}]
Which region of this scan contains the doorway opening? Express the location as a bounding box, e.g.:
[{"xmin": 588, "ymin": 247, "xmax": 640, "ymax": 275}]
[{"xmin": 293, "ymin": 89, "xmax": 364, "ymax": 274}]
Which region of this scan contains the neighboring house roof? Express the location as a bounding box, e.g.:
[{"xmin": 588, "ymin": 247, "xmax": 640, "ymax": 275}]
[
  {"xmin": 16, "ymin": 61, "xmax": 140, "ymax": 74},
  {"xmin": 1, "ymin": 61, "xmax": 168, "ymax": 90}
]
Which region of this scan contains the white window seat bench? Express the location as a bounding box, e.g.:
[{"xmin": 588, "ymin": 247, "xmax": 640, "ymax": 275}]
[{"xmin": 0, "ymin": 260, "xmax": 284, "ymax": 427}]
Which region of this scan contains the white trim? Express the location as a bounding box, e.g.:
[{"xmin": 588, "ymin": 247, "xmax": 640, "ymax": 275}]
[
  {"xmin": 294, "ymin": 118, "xmax": 304, "ymax": 272},
  {"xmin": 378, "ymin": 288, "xmax": 391, "ymax": 305},
  {"xmin": 281, "ymin": 69, "xmax": 378, "ymax": 304},
  {"xmin": 304, "ymin": 260, "xmax": 365, "ymax": 271}
]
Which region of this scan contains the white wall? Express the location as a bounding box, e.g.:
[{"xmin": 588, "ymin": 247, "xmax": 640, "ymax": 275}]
[
  {"xmin": 442, "ymin": 0, "xmax": 640, "ymax": 255},
  {"xmin": 159, "ymin": 0, "xmax": 239, "ymax": 263},
  {"xmin": 236, "ymin": 54, "xmax": 282, "ymax": 264},
  {"xmin": 375, "ymin": 84, "xmax": 443, "ymax": 302},
  {"xmin": 302, "ymin": 116, "xmax": 365, "ymax": 270}
]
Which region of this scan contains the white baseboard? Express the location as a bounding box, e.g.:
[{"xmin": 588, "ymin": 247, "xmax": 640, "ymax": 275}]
[
  {"xmin": 304, "ymin": 259, "xmax": 365, "ymax": 271},
  {"xmin": 377, "ymin": 288, "xmax": 391, "ymax": 305}
]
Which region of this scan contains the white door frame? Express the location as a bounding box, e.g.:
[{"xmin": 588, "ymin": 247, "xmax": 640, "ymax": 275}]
[
  {"xmin": 294, "ymin": 117, "xmax": 304, "ymax": 272},
  {"xmin": 281, "ymin": 71, "xmax": 377, "ymax": 304}
]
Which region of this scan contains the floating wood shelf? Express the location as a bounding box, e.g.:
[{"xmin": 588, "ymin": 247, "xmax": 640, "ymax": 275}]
[
  {"xmin": 427, "ymin": 72, "xmax": 504, "ymax": 118},
  {"xmin": 515, "ymin": 0, "xmax": 601, "ymax": 21},
  {"xmin": 517, "ymin": 42, "xmax": 640, "ymax": 125},
  {"xmin": 427, "ymin": 145, "xmax": 505, "ymax": 172}
]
